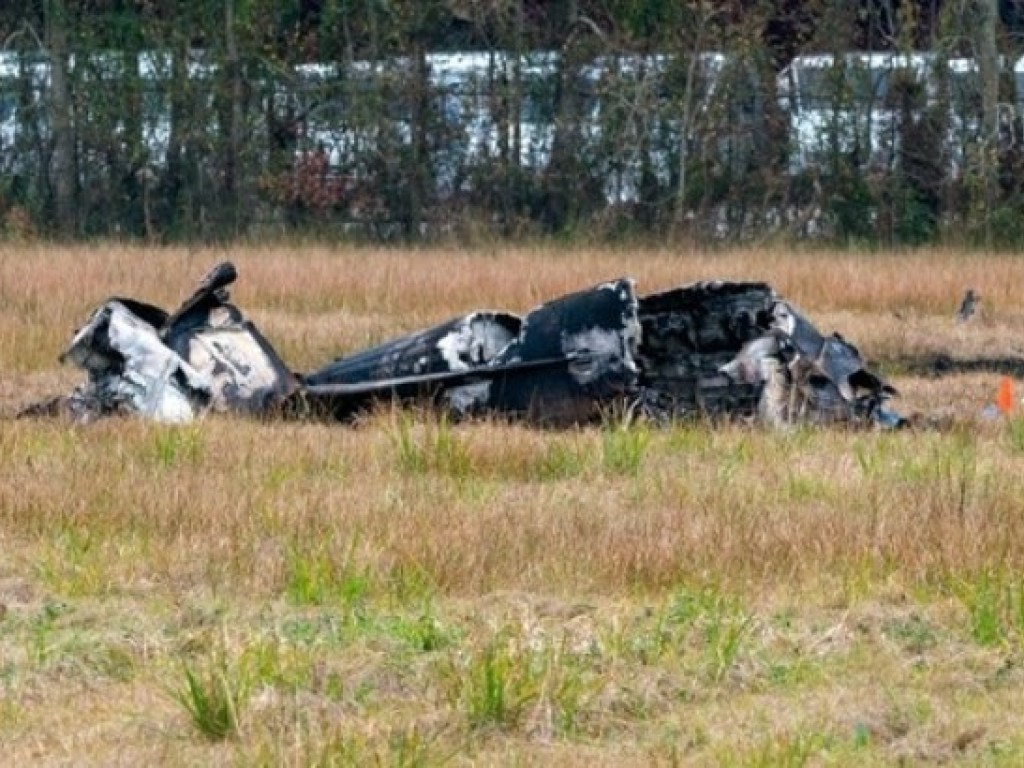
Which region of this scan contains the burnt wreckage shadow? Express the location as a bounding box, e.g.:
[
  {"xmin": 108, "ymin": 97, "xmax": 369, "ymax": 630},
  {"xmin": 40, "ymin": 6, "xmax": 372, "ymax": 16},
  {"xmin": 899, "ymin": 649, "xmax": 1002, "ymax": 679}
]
[
  {"xmin": 17, "ymin": 262, "xmax": 903, "ymax": 428},
  {"xmin": 892, "ymin": 355, "xmax": 1024, "ymax": 379}
]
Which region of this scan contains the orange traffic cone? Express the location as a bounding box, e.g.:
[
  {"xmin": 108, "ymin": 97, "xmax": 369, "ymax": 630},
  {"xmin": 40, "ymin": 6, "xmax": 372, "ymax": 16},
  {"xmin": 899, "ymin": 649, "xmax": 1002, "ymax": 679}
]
[{"xmin": 997, "ymin": 376, "xmax": 1015, "ymax": 415}]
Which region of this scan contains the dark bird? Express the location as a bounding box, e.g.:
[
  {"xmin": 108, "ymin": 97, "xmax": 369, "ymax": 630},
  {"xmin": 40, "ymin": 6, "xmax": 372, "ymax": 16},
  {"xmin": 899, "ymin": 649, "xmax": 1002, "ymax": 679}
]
[{"xmin": 954, "ymin": 288, "xmax": 979, "ymax": 325}]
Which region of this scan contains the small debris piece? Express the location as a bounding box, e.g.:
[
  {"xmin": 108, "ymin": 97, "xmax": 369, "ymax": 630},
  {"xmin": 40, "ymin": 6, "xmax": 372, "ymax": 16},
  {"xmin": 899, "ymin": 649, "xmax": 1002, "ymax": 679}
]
[{"xmin": 955, "ymin": 288, "xmax": 980, "ymax": 325}]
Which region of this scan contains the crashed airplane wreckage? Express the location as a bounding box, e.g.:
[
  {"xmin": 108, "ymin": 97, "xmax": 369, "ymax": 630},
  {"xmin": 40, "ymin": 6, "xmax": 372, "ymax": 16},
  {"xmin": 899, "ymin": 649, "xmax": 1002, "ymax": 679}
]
[{"xmin": 18, "ymin": 262, "xmax": 903, "ymax": 428}]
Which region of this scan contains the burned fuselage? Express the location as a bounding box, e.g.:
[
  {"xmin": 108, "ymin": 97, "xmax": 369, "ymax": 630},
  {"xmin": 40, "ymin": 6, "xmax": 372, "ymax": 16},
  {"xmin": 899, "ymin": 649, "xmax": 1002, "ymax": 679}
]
[
  {"xmin": 27, "ymin": 262, "xmax": 298, "ymax": 423},
  {"xmin": 636, "ymin": 281, "xmax": 777, "ymax": 420},
  {"xmin": 20, "ymin": 262, "xmax": 900, "ymax": 428},
  {"xmin": 300, "ymin": 278, "xmax": 641, "ymax": 426}
]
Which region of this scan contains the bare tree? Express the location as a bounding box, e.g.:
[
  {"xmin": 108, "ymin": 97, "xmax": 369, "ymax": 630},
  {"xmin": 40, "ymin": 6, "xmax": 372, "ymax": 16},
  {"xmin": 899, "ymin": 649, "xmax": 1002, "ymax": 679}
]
[{"xmin": 673, "ymin": 3, "xmax": 717, "ymax": 230}]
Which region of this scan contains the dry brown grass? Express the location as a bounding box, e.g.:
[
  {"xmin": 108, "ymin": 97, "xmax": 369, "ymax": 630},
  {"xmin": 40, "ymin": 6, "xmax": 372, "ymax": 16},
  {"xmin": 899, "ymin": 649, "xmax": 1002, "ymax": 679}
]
[{"xmin": 3, "ymin": 242, "xmax": 1024, "ymax": 765}]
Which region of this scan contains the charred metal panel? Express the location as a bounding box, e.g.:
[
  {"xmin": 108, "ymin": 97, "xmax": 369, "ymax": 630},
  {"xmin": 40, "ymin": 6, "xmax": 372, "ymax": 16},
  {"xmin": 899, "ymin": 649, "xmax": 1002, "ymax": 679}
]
[
  {"xmin": 715, "ymin": 299, "xmax": 900, "ymax": 427},
  {"xmin": 171, "ymin": 322, "xmax": 298, "ymax": 415},
  {"xmin": 769, "ymin": 301, "xmax": 897, "ymax": 424},
  {"xmin": 26, "ymin": 261, "xmax": 298, "ymax": 423},
  {"xmin": 301, "ymin": 282, "xmax": 640, "ymax": 425},
  {"xmin": 162, "ymin": 264, "xmax": 298, "ymax": 415},
  {"xmin": 162, "ymin": 261, "xmax": 240, "ymax": 339},
  {"xmin": 486, "ymin": 279, "xmax": 640, "ymax": 425},
  {"xmin": 636, "ymin": 282, "xmax": 898, "ymax": 427},
  {"xmin": 59, "ymin": 299, "xmax": 212, "ymax": 423},
  {"xmin": 306, "ymin": 312, "xmax": 518, "ymax": 384},
  {"xmin": 301, "ymin": 311, "xmax": 521, "ymax": 419},
  {"xmin": 297, "ymin": 354, "xmax": 581, "ymax": 421},
  {"xmin": 637, "ymin": 281, "xmax": 776, "ymax": 418}
]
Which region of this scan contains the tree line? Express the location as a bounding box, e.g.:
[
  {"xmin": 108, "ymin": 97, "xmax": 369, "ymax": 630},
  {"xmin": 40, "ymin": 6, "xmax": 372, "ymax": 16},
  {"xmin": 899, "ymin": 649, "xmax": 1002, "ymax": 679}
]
[{"xmin": 1, "ymin": 0, "xmax": 1023, "ymax": 246}]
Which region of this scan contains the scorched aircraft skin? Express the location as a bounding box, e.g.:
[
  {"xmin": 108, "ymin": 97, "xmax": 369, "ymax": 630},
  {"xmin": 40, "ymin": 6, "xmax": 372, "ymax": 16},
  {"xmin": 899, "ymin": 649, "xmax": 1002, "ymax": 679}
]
[{"xmin": 17, "ymin": 262, "xmax": 901, "ymax": 428}]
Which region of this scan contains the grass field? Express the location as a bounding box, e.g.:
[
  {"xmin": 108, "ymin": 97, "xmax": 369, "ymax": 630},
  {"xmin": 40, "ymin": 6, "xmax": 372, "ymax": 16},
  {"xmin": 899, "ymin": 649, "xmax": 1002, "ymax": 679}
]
[{"xmin": 3, "ymin": 243, "xmax": 1024, "ymax": 765}]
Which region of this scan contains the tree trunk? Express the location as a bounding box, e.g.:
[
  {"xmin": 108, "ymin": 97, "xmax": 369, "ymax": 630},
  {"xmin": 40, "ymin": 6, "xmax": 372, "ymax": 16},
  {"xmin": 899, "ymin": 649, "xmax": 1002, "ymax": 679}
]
[
  {"xmin": 223, "ymin": 0, "xmax": 245, "ymax": 234},
  {"xmin": 544, "ymin": 0, "xmax": 581, "ymax": 232},
  {"xmin": 407, "ymin": 43, "xmax": 429, "ymax": 237},
  {"xmin": 505, "ymin": 1, "xmax": 524, "ymax": 234},
  {"xmin": 47, "ymin": 0, "xmax": 75, "ymax": 237},
  {"xmin": 674, "ymin": 6, "xmax": 713, "ymax": 232},
  {"xmin": 674, "ymin": 53, "xmax": 699, "ymax": 230},
  {"xmin": 974, "ymin": 0, "xmax": 999, "ymax": 244},
  {"xmin": 512, "ymin": 0, "xmax": 523, "ymax": 168},
  {"xmin": 976, "ymin": 0, "xmax": 999, "ymax": 141},
  {"xmin": 162, "ymin": 38, "xmax": 188, "ymax": 235}
]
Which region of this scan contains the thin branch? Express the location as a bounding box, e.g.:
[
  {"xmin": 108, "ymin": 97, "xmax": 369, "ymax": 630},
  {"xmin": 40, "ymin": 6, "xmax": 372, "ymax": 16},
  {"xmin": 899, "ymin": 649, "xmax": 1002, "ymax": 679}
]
[{"xmin": 2, "ymin": 21, "xmax": 47, "ymax": 53}]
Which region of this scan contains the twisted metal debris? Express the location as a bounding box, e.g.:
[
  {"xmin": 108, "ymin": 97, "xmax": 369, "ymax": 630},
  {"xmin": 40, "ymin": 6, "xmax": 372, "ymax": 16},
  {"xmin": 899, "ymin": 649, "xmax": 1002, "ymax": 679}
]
[{"xmin": 19, "ymin": 262, "xmax": 902, "ymax": 428}]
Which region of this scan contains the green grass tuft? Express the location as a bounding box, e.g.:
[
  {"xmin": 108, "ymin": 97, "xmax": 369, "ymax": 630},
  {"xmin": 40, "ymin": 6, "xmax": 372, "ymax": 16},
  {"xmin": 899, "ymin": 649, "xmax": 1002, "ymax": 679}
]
[
  {"xmin": 171, "ymin": 653, "xmax": 250, "ymax": 741},
  {"xmin": 601, "ymin": 422, "xmax": 650, "ymax": 476}
]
